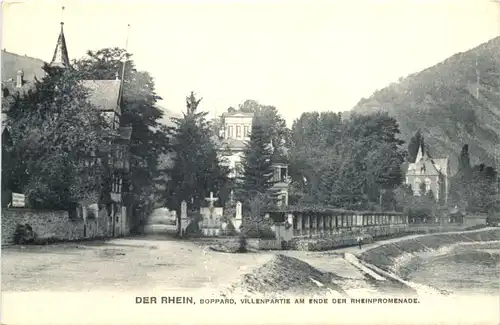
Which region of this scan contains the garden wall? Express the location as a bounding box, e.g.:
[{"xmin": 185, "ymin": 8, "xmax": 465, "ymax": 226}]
[{"xmin": 1, "ymin": 208, "xmax": 127, "ymax": 245}]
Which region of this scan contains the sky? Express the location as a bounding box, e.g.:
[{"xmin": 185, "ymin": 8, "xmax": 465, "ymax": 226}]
[{"xmin": 2, "ymin": 0, "xmax": 499, "ymax": 125}]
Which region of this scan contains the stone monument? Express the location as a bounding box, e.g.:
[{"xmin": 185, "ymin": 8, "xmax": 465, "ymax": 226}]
[
  {"xmin": 232, "ymin": 201, "xmax": 243, "ymax": 233},
  {"xmin": 180, "ymin": 200, "xmax": 189, "ymax": 236},
  {"xmin": 199, "ymin": 192, "xmax": 223, "ymax": 236}
]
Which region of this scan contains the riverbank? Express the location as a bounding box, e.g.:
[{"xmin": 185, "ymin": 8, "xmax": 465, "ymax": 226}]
[{"xmin": 357, "ymin": 228, "xmax": 500, "ymax": 292}]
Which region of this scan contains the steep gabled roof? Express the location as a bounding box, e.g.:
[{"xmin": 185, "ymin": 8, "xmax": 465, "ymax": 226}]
[
  {"xmin": 432, "ymin": 158, "xmax": 449, "ymax": 176},
  {"xmin": 1, "ymin": 51, "xmax": 45, "ymax": 106},
  {"xmin": 81, "ymin": 80, "xmax": 121, "ymax": 112},
  {"xmin": 1, "ymin": 50, "xmax": 46, "ymax": 82}
]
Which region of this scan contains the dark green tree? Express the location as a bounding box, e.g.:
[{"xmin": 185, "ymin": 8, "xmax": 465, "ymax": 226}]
[
  {"xmin": 287, "ymin": 111, "xmax": 343, "ymax": 203},
  {"xmin": 4, "ymin": 64, "xmax": 110, "ymax": 209},
  {"xmin": 407, "ymin": 129, "xmax": 424, "ymax": 162},
  {"xmin": 468, "ymin": 164, "xmax": 498, "ymax": 212},
  {"xmin": 74, "ymin": 48, "xmax": 170, "ymax": 226},
  {"xmin": 165, "ymin": 92, "xmax": 230, "ymax": 217},
  {"xmin": 238, "ymin": 116, "xmax": 280, "ymax": 206},
  {"xmin": 238, "ymin": 99, "xmax": 288, "ymax": 150},
  {"xmin": 288, "ymin": 111, "xmax": 405, "ymax": 209},
  {"xmin": 458, "ymin": 144, "xmax": 472, "ymax": 176},
  {"xmin": 450, "ymin": 144, "xmax": 473, "ymax": 209}
]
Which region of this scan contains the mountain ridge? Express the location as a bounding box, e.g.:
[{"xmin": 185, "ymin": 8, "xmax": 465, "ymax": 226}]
[{"xmin": 352, "ymin": 37, "xmax": 500, "ymax": 175}]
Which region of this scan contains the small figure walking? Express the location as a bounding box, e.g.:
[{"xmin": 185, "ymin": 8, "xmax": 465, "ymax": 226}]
[{"xmin": 357, "ymin": 236, "xmax": 363, "ymax": 250}]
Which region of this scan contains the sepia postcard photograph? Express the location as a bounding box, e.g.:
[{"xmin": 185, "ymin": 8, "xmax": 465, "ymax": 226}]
[{"xmin": 1, "ymin": 0, "xmax": 500, "ymax": 324}]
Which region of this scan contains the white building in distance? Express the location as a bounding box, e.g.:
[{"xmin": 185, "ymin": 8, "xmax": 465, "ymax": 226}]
[{"xmin": 217, "ymin": 110, "xmax": 289, "ymax": 206}]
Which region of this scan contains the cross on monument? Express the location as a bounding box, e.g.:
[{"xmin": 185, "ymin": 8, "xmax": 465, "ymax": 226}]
[{"xmin": 205, "ymin": 192, "xmax": 218, "ymax": 208}]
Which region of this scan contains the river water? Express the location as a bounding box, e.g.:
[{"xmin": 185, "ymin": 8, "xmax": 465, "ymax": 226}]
[{"xmin": 405, "ymin": 242, "xmax": 500, "ymax": 295}]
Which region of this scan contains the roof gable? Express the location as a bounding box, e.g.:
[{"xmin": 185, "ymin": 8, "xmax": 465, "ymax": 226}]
[
  {"xmin": 81, "ymin": 80, "xmax": 121, "ymax": 112},
  {"xmin": 432, "ymin": 158, "xmax": 448, "ymax": 176},
  {"xmin": 222, "ymin": 111, "xmax": 254, "ymax": 118},
  {"xmin": 1, "ymin": 50, "xmax": 46, "ymax": 83},
  {"xmin": 407, "ymin": 159, "xmax": 441, "ymax": 176}
]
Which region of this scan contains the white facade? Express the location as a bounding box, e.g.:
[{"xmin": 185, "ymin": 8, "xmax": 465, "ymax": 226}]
[
  {"xmin": 219, "ymin": 111, "xmax": 254, "ymax": 178},
  {"xmin": 224, "ymin": 113, "xmax": 253, "ymax": 141},
  {"xmin": 218, "ymin": 110, "xmax": 289, "ymax": 206},
  {"xmin": 223, "ymin": 150, "xmax": 245, "ymax": 178}
]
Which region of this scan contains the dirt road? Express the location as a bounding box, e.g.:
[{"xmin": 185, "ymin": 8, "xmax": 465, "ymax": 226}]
[
  {"xmin": 4, "ymin": 228, "xmax": 494, "ymax": 292},
  {"xmin": 1, "ymin": 237, "xmax": 274, "ymax": 292}
]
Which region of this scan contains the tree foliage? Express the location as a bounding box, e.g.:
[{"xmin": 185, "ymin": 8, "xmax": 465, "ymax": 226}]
[
  {"xmin": 407, "ymin": 129, "xmax": 424, "ymax": 162},
  {"xmin": 450, "ymin": 143, "xmax": 499, "ymax": 213},
  {"xmin": 165, "ymin": 92, "xmax": 230, "ymax": 214},
  {"xmin": 3, "ymin": 64, "xmax": 111, "ymax": 209},
  {"xmin": 74, "ymin": 48, "xmax": 170, "ymax": 221},
  {"xmin": 288, "ymin": 111, "xmax": 406, "ymax": 210},
  {"xmin": 237, "ymin": 99, "xmax": 288, "ymax": 150},
  {"xmin": 238, "ymin": 116, "xmax": 279, "ymax": 208}
]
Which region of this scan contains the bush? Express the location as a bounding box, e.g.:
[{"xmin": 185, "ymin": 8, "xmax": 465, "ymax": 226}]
[
  {"xmin": 244, "ymin": 223, "xmax": 276, "ymax": 239},
  {"xmin": 237, "ymin": 233, "xmax": 248, "ymax": 253},
  {"xmin": 13, "ymin": 223, "xmax": 36, "ymax": 244},
  {"xmin": 184, "ymin": 220, "xmax": 201, "ymax": 237},
  {"xmin": 487, "ymin": 213, "xmax": 500, "ymax": 226},
  {"xmin": 183, "ymin": 212, "xmax": 202, "ymax": 237},
  {"xmin": 222, "ymin": 219, "xmax": 238, "ymax": 236}
]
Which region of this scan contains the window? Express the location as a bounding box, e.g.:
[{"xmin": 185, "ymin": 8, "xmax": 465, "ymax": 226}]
[
  {"xmin": 273, "ymin": 167, "xmax": 280, "ymax": 182},
  {"xmin": 234, "ymin": 162, "xmax": 243, "ymax": 178},
  {"xmin": 425, "ymin": 178, "xmax": 431, "ymax": 193},
  {"xmin": 244, "ymin": 126, "xmax": 249, "ymax": 137},
  {"xmin": 87, "ymin": 208, "xmax": 97, "ymax": 219},
  {"xmin": 280, "ymin": 167, "xmax": 288, "ymax": 182},
  {"xmin": 68, "ymin": 204, "xmax": 82, "ymax": 220},
  {"xmin": 112, "ymin": 175, "xmax": 122, "ymax": 193},
  {"xmin": 228, "ymin": 126, "xmax": 233, "ymax": 138},
  {"xmin": 236, "ymin": 125, "xmax": 241, "ymax": 138}
]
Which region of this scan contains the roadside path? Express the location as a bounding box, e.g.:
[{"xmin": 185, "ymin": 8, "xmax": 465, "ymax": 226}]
[
  {"xmin": 331, "ymin": 226, "xmax": 497, "ymax": 255},
  {"xmin": 2, "ymin": 227, "xmax": 495, "ymax": 292},
  {"xmin": 280, "ymin": 227, "xmax": 498, "ymax": 295}
]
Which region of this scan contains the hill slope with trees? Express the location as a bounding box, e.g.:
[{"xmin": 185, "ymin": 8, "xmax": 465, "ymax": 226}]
[{"xmin": 352, "ymin": 37, "xmax": 500, "ymax": 174}]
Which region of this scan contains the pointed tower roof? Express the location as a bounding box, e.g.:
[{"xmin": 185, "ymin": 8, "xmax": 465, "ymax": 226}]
[
  {"xmin": 50, "ymin": 22, "xmax": 71, "ymax": 69},
  {"xmin": 415, "ymin": 142, "xmax": 424, "ymax": 162}
]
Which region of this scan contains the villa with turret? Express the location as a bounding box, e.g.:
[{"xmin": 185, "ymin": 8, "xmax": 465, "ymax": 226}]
[
  {"xmin": 217, "ymin": 110, "xmax": 290, "ymax": 206},
  {"xmin": 1, "ymin": 20, "xmax": 132, "ymax": 237},
  {"xmin": 404, "ymin": 143, "xmax": 449, "ymax": 204}
]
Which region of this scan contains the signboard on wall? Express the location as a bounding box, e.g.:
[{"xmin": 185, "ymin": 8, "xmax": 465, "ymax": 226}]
[{"xmin": 11, "ymin": 193, "xmax": 25, "ymax": 208}]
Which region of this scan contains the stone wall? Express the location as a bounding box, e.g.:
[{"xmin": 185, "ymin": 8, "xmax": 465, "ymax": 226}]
[
  {"xmin": 463, "ymin": 213, "xmax": 488, "ymax": 228},
  {"xmin": 290, "ymin": 225, "xmax": 407, "ymax": 251},
  {"xmin": 1, "ymin": 208, "xmax": 122, "ymax": 245}
]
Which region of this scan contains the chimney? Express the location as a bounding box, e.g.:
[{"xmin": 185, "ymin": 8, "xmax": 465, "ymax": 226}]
[{"xmin": 16, "ymin": 70, "xmax": 24, "ymax": 88}]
